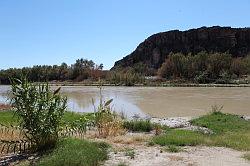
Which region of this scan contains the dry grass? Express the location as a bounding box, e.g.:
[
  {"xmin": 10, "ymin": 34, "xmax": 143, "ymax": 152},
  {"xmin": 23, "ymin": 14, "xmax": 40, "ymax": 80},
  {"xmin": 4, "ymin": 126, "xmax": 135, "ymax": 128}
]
[
  {"xmin": 105, "ymin": 132, "xmax": 153, "ymax": 146},
  {"xmin": 0, "ymin": 126, "xmax": 25, "ymax": 141},
  {"xmin": 97, "ymin": 120, "xmax": 126, "ymax": 138},
  {"xmin": 0, "ymin": 125, "xmax": 28, "ymax": 156}
]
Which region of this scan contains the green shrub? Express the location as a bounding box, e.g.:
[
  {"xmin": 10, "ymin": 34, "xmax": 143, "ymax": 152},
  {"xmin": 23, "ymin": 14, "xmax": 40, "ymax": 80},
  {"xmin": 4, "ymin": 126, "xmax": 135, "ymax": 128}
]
[
  {"xmin": 153, "ymin": 130, "xmax": 206, "ymax": 146},
  {"xmin": 153, "ymin": 112, "xmax": 250, "ymax": 151},
  {"xmin": 123, "ymin": 120, "xmax": 153, "ymax": 132},
  {"xmin": 107, "ymin": 68, "xmax": 145, "ymax": 86},
  {"xmin": 10, "ymin": 77, "xmax": 67, "ymax": 150},
  {"xmin": 36, "ymin": 138, "xmax": 108, "ymax": 166},
  {"xmin": 210, "ymin": 132, "xmax": 250, "ymax": 151},
  {"xmin": 158, "ymin": 52, "xmax": 249, "ymax": 83},
  {"xmin": 194, "ymin": 71, "xmax": 209, "ymax": 83},
  {"xmin": 191, "ymin": 111, "xmax": 250, "ymax": 134}
]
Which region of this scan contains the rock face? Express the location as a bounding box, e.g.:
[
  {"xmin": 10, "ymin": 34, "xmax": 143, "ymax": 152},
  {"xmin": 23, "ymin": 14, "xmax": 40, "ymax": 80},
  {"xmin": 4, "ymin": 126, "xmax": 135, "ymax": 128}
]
[{"xmin": 113, "ymin": 26, "xmax": 250, "ymax": 69}]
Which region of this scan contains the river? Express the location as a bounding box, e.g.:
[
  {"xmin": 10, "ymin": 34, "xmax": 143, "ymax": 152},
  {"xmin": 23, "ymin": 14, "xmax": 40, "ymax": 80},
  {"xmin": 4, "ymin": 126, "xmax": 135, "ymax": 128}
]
[{"xmin": 0, "ymin": 85, "xmax": 250, "ymax": 118}]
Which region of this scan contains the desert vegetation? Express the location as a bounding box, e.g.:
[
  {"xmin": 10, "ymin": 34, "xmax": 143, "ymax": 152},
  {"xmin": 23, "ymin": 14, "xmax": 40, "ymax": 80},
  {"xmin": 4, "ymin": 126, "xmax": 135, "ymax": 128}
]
[
  {"xmin": 1, "ymin": 52, "xmax": 249, "ymax": 86},
  {"xmin": 0, "ymin": 58, "xmax": 105, "ymax": 84},
  {"xmin": 158, "ymin": 52, "xmax": 250, "ymax": 83}
]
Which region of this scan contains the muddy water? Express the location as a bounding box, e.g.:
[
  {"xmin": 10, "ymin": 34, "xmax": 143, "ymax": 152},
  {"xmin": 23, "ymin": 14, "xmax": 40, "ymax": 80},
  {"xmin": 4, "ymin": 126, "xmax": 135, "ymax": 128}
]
[{"xmin": 0, "ymin": 85, "xmax": 250, "ymax": 118}]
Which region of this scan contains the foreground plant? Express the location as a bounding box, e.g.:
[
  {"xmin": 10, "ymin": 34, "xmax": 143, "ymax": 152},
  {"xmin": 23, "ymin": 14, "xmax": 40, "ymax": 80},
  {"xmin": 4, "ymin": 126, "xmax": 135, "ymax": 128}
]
[
  {"xmin": 10, "ymin": 77, "xmax": 67, "ymax": 151},
  {"xmin": 35, "ymin": 138, "xmax": 109, "ymax": 166},
  {"xmin": 93, "ymin": 85, "xmax": 124, "ymax": 138}
]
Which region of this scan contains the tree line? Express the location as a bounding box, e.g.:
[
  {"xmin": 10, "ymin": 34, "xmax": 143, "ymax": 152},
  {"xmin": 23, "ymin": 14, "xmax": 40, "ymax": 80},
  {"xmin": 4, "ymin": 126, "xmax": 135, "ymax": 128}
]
[
  {"xmin": 0, "ymin": 58, "xmax": 105, "ymax": 84},
  {"xmin": 157, "ymin": 52, "xmax": 250, "ymax": 83},
  {"xmin": 1, "ymin": 53, "xmax": 250, "ymax": 85}
]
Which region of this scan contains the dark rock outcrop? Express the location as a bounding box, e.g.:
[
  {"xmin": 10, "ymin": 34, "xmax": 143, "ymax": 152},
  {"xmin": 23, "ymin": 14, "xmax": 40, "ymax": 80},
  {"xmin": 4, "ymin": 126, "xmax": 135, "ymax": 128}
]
[{"xmin": 113, "ymin": 26, "xmax": 250, "ymax": 69}]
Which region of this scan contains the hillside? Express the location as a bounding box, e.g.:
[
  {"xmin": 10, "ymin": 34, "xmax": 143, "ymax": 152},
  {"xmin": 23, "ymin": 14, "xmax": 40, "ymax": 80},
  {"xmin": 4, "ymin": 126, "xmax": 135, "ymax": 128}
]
[{"xmin": 113, "ymin": 26, "xmax": 250, "ymax": 70}]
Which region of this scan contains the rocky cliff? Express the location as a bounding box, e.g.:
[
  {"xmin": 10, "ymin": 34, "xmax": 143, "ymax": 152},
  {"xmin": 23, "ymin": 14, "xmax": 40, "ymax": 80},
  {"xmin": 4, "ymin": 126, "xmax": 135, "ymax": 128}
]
[{"xmin": 113, "ymin": 26, "xmax": 250, "ymax": 70}]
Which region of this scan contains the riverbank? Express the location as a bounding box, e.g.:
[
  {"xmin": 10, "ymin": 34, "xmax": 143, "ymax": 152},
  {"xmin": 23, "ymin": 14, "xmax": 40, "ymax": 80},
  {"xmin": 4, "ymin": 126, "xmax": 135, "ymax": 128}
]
[
  {"xmin": 1, "ymin": 109, "xmax": 250, "ymax": 165},
  {"xmin": 1, "ymin": 82, "xmax": 250, "ymax": 87},
  {"xmin": 48, "ymin": 82, "xmax": 250, "ymax": 87},
  {"xmin": 102, "ymin": 111, "xmax": 250, "ymax": 165},
  {"xmin": 103, "ymin": 138, "xmax": 250, "ymax": 166}
]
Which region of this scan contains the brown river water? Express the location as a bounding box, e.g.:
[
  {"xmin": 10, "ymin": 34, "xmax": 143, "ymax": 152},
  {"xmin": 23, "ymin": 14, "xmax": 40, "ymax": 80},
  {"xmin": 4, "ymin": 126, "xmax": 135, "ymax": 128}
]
[{"xmin": 0, "ymin": 85, "xmax": 250, "ymax": 118}]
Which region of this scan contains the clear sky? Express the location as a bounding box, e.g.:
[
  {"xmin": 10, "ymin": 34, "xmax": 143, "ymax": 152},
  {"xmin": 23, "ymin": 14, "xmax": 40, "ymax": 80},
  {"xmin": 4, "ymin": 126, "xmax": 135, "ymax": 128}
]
[{"xmin": 0, "ymin": 0, "xmax": 250, "ymax": 70}]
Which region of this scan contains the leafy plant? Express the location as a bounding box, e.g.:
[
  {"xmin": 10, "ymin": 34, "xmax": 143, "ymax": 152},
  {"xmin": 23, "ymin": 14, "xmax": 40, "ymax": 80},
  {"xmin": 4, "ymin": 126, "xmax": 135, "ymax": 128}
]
[
  {"xmin": 123, "ymin": 120, "xmax": 153, "ymax": 132},
  {"xmin": 10, "ymin": 77, "xmax": 67, "ymax": 151},
  {"xmin": 61, "ymin": 115, "xmax": 95, "ymax": 138},
  {"xmin": 93, "ymin": 85, "xmax": 124, "ymax": 138}
]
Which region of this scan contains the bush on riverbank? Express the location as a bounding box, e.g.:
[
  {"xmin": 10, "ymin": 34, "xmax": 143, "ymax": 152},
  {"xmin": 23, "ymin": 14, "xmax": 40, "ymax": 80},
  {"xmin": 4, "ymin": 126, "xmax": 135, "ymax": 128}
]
[
  {"xmin": 123, "ymin": 120, "xmax": 154, "ymax": 132},
  {"xmin": 158, "ymin": 52, "xmax": 250, "ymax": 83},
  {"xmin": 153, "ymin": 111, "xmax": 250, "ymax": 151},
  {"xmin": 191, "ymin": 111, "xmax": 250, "ymax": 134},
  {"xmin": 36, "ymin": 138, "xmax": 109, "ymax": 166},
  {"xmin": 10, "ymin": 78, "xmax": 67, "ymax": 151}
]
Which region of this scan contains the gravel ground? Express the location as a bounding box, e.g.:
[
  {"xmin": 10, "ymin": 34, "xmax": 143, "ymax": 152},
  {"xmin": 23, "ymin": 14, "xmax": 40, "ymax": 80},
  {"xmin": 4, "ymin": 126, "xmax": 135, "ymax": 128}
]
[{"xmin": 104, "ymin": 145, "xmax": 250, "ymax": 166}]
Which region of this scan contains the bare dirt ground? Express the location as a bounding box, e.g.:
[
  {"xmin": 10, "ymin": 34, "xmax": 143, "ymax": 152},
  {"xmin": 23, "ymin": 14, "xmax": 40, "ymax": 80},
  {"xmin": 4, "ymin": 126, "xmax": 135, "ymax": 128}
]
[
  {"xmin": 104, "ymin": 145, "xmax": 250, "ymax": 166},
  {"xmin": 101, "ymin": 133, "xmax": 250, "ymax": 166}
]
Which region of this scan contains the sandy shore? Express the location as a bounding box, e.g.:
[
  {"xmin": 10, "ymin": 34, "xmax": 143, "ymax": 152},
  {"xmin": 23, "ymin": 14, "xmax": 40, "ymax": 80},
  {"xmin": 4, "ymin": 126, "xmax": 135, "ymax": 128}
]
[
  {"xmin": 100, "ymin": 132, "xmax": 250, "ymax": 166},
  {"xmin": 104, "ymin": 144, "xmax": 250, "ymax": 166},
  {"xmin": 102, "ymin": 117, "xmax": 250, "ymax": 166}
]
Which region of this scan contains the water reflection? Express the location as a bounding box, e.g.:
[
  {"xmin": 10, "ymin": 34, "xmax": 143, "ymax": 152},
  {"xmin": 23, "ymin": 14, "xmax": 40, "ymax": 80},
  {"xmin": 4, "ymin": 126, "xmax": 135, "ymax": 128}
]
[
  {"xmin": 0, "ymin": 85, "xmax": 10, "ymax": 104},
  {"xmin": 61, "ymin": 86, "xmax": 146, "ymax": 118}
]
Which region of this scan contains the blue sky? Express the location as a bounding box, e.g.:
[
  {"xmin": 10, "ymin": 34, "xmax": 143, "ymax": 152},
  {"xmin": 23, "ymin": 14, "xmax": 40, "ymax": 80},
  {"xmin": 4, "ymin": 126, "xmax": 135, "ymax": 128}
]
[{"xmin": 0, "ymin": 0, "xmax": 250, "ymax": 70}]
